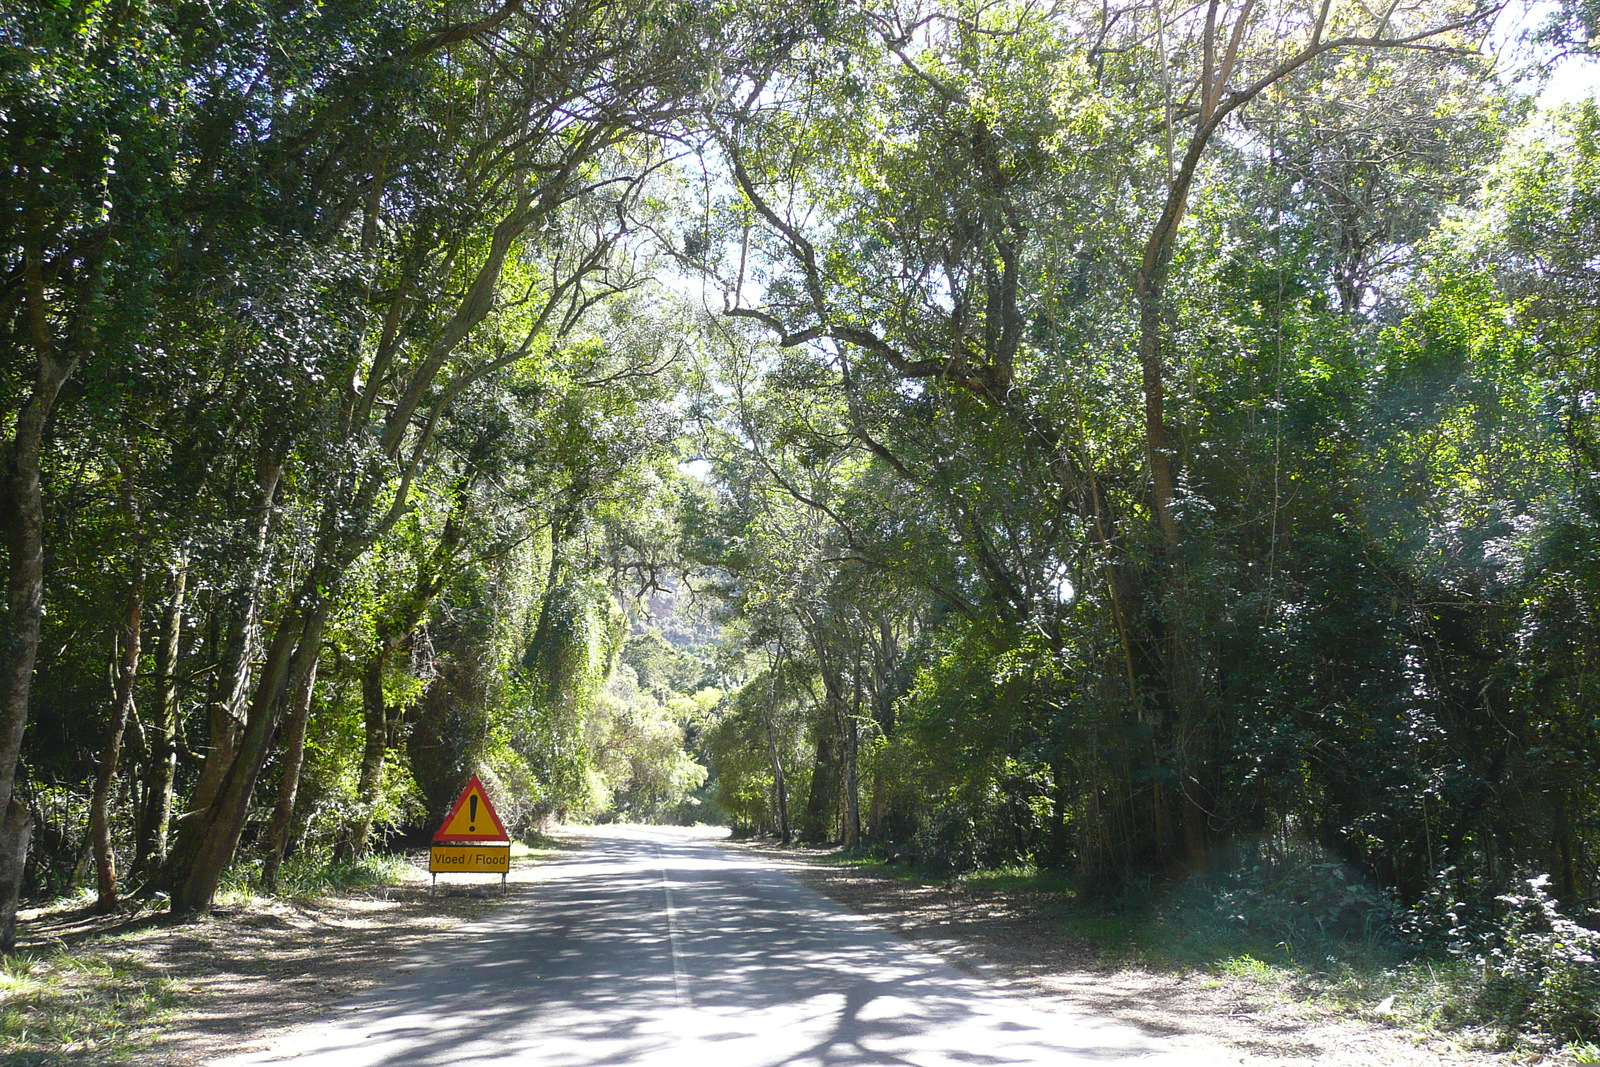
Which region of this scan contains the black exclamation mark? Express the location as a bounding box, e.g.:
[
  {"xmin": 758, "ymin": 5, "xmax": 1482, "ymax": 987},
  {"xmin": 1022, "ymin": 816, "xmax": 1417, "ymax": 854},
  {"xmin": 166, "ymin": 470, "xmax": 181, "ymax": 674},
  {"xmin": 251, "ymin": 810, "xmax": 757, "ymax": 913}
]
[{"xmin": 469, "ymin": 795, "xmax": 478, "ymax": 832}]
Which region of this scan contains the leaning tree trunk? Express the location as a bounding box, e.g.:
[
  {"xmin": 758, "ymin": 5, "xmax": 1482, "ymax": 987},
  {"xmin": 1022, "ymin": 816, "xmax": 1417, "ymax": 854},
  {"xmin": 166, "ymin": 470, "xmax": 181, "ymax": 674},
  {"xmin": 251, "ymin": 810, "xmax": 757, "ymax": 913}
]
[
  {"xmin": 166, "ymin": 596, "xmax": 329, "ymax": 916},
  {"xmin": 184, "ymin": 459, "xmax": 281, "ymax": 824},
  {"xmin": 188, "ymin": 600, "xmax": 256, "ymax": 820},
  {"xmin": 91, "ymin": 565, "xmax": 146, "ymax": 914},
  {"xmin": 261, "ymin": 656, "xmax": 321, "ymax": 891}
]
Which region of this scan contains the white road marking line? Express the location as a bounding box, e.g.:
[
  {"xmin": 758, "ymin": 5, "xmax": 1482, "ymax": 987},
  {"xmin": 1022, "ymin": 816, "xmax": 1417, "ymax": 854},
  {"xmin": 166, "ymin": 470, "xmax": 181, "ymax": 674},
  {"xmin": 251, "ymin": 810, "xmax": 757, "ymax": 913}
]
[{"xmin": 657, "ymin": 844, "xmax": 692, "ymax": 1009}]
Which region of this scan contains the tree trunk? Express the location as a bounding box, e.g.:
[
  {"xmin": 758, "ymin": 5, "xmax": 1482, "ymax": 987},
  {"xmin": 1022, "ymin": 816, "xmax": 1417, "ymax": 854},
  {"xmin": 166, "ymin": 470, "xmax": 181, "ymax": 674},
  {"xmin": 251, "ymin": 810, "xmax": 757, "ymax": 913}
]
[
  {"xmin": 135, "ymin": 563, "xmax": 187, "ymax": 876},
  {"xmin": 0, "ymin": 333, "xmax": 80, "ymax": 947},
  {"xmin": 1135, "ymin": 273, "xmax": 1182, "ymax": 552},
  {"xmin": 765, "ymin": 729, "xmax": 791, "ymax": 845},
  {"xmin": 760, "ymin": 652, "xmax": 792, "ymax": 845},
  {"xmin": 183, "ymin": 460, "xmax": 281, "ymax": 824},
  {"xmin": 339, "ymin": 650, "xmax": 391, "ymax": 863},
  {"xmin": 92, "ymin": 566, "xmax": 146, "ymax": 914},
  {"xmin": 261, "ymin": 656, "xmax": 320, "ymax": 891},
  {"xmin": 188, "ymin": 605, "xmax": 252, "ymax": 820},
  {"xmin": 0, "ymin": 799, "xmax": 32, "ymax": 950},
  {"xmin": 167, "ymin": 597, "xmax": 328, "ymax": 917},
  {"xmin": 68, "ymin": 825, "xmax": 93, "ymax": 891},
  {"xmin": 800, "ymin": 726, "xmax": 838, "ymax": 843},
  {"xmin": 841, "ymin": 699, "xmax": 860, "ymax": 850}
]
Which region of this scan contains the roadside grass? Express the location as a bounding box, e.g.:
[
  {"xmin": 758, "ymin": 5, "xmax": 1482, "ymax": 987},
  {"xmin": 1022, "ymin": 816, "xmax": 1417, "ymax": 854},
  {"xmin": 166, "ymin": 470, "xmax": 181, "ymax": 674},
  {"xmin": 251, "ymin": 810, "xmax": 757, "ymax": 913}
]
[
  {"xmin": 816, "ymin": 851, "xmax": 934, "ymax": 884},
  {"xmin": 1075, "ymin": 901, "xmax": 1495, "ymax": 1042},
  {"xmin": 515, "ymin": 830, "xmax": 576, "ymax": 856},
  {"xmin": 957, "ymin": 863, "xmax": 1075, "ymax": 896},
  {"xmin": 0, "ymin": 944, "xmax": 181, "ymax": 1065},
  {"xmin": 216, "ymin": 850, "xmax": 411, "ymax": 906},
  {"xmin": 1006, "ymin": 872, "xmax": 1516, "ymax": 1049}
]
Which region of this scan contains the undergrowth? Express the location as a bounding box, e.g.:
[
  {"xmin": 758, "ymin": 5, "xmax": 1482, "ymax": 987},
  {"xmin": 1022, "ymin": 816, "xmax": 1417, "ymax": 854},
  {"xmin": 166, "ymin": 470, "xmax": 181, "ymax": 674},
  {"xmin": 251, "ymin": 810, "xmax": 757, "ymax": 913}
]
[{"xmin": 218, "ymin": 851, "xmax": 410, "ymax": 903}]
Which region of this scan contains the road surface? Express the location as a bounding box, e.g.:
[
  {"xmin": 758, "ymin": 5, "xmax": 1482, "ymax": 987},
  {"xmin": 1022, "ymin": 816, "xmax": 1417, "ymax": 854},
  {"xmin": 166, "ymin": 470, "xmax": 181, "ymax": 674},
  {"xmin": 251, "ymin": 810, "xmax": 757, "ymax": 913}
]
[{"xmin": 216, "ymin": 826, "xmax": 1224, "ymax": 1066}]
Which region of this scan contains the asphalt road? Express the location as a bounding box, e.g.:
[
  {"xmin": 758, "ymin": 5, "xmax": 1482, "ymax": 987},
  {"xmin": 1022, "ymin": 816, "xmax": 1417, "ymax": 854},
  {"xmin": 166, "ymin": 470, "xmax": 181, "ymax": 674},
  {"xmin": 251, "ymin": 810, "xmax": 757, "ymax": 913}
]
[{"xmin": 215, "ymin": 826, "xmax": 1218, "ymax": 1066}]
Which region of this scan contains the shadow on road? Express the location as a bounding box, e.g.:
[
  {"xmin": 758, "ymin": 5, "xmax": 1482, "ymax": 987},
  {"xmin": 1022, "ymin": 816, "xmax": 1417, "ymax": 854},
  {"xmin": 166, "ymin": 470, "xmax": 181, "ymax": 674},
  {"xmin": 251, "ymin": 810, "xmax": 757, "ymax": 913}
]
[{"xmin": 219, "ymin": 828, "xmax": 1180, "ymax": 1066}]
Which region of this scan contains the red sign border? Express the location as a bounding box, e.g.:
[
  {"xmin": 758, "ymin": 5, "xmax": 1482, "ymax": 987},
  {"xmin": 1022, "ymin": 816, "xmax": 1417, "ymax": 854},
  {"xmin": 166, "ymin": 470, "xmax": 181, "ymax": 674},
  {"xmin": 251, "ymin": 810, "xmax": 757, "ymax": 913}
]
[{"xmin": 433, "ymin": 774, "xmax": 510, "ymax": 843}]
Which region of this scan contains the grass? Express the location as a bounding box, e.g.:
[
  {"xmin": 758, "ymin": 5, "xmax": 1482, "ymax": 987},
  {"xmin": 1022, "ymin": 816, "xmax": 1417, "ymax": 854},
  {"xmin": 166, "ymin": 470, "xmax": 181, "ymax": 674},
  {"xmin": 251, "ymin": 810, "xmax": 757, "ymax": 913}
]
[
  {"xmin": 0, "ymin": 855, "xmax": 406, "ymax": 1063},
  {"xmin": 0, "ymin": 946, "xmax": 183, "ymax": 1065},
  {"xmin": 0, "ymin": 841, "xmax": 540, "ymax": 1064},
  {"xmin": 813, "ymin": 851, "xmax": 885, "ymax": 868},
  {"xmin": 1569, "ymin": 1041, "xmax": 1600, "ymax": 1063},
  {"xmin": 956, "ymin": 864, "xmax": 1075, "ymax": 895},
  {"xmin": 215, "ymin": 850, "xmax": 413, "ymax": 905},
  {"xmin": 513, "ymin": 832, "xmax": 573, "ymax": 856}
]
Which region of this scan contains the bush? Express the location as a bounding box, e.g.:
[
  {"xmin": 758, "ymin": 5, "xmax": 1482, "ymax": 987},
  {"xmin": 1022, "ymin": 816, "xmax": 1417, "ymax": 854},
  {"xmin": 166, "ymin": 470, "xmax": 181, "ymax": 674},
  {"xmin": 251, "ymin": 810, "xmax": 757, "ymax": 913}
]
[
  {"xmin": 1477, "ymin": 875, "xmax": 1600, "ymax": 1044},
  {"xmin": 1160, "ymin": 839, "xmax": 1401, "ymax": 959},
  {"xmin": 903, "ymin": 770, "xmax": 1048, "ymax": 875},
  {"xmin": 908, "ymin": 798, "xmax": 984, "ymax": 875}
]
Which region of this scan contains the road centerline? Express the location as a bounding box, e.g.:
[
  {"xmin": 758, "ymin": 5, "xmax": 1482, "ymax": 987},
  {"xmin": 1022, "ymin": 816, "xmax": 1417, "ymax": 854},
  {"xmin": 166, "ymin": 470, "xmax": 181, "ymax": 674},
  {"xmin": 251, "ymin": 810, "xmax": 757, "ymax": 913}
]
[
  {"xmin": 211, "ymin": 826, "xmax": 1230, "ymax": 1066},
  {"xmin": 657, "ymin": 842, "xmax": 693, "ymax": 1010}
]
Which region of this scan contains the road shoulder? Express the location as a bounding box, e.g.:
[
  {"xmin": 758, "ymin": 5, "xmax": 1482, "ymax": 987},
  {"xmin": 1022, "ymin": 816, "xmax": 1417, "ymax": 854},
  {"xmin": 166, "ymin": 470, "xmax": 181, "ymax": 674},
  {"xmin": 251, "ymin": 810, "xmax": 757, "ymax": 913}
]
[
  {"xmin": 721, "ymin": 838, "xmax": 1549, "ymax": 1067},
  {"xmin": 5, "ymin": 844, "xmax": 572, "ymax": 1066}
]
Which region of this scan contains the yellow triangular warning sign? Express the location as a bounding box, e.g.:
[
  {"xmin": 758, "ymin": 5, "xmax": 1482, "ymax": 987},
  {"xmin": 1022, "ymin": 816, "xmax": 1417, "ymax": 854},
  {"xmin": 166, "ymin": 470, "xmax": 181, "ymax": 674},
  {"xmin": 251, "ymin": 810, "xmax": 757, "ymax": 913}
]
[{"xmin": 433, "ymin": 775, "xmax": 509, "ymax": 842}]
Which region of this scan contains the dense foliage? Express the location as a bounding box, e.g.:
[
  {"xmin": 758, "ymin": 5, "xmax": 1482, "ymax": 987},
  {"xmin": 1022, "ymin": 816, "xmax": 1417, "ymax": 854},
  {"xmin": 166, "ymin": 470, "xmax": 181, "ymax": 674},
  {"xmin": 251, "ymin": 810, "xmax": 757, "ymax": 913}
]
[{"xmin": 3, "ymin": 0, "xmax": 1597, "ymax": 1047}]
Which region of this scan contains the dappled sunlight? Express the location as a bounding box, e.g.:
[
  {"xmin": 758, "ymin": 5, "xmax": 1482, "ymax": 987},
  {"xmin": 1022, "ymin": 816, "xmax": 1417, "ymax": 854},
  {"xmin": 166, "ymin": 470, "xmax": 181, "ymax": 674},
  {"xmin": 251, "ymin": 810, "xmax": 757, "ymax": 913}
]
[{"xmin": 214, "ymin": 828, "xmax": 1229, "ymax": 1067}]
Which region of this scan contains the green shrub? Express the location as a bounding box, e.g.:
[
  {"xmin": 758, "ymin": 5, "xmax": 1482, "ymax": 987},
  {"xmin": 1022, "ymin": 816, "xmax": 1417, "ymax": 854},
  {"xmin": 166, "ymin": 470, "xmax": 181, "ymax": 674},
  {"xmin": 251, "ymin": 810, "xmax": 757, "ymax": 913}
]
[
  {"xmin": 1477, "ymin": 875, "xmax": 1600, "ymax": 1044},
  {"xmin": 908, "ymin": 798, "xmax": 984, "ymax": 875},
  {"xmin": 1161, "ymin": 840, "xmax": 1401, "ymax": 960}
]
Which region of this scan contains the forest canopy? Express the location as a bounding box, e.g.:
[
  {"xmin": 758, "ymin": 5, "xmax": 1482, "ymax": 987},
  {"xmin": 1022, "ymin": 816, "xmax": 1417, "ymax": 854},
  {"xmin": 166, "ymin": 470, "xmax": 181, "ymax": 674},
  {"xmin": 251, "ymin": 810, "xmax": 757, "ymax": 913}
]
[{"xmin": 3, "ymin": 0, "xmax": 1598, "ymax": 1043}]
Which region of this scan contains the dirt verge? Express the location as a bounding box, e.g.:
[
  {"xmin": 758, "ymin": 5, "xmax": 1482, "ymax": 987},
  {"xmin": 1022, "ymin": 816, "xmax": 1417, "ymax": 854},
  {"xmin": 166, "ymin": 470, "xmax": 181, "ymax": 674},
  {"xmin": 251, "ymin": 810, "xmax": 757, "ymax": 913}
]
[
  {"xmin": 6, "ymin": 846, "xmax": 570, "ymax": 1066},
  {"xmin": 723, "ymin": 838, "xmax": 1564, "ymax": 1067}
]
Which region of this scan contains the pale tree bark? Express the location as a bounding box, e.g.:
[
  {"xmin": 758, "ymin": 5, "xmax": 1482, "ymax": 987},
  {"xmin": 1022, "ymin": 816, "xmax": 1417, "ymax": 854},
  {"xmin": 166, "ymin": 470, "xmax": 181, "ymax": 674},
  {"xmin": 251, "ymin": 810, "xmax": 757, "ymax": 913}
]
[
  {"xmin": 158, "ymin": 459, "xmax": 281, "ymax": 900},
  {"xmin": 91, "ymin": 565, "xmax": 146, "ymax": 913},
  {"xmin": 135, "ymin": 561, "xmax": 187, "ymax": 877},
  {"xmin": 169, "ymin": 600, "xmax": 328, "ymax": 915}
]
